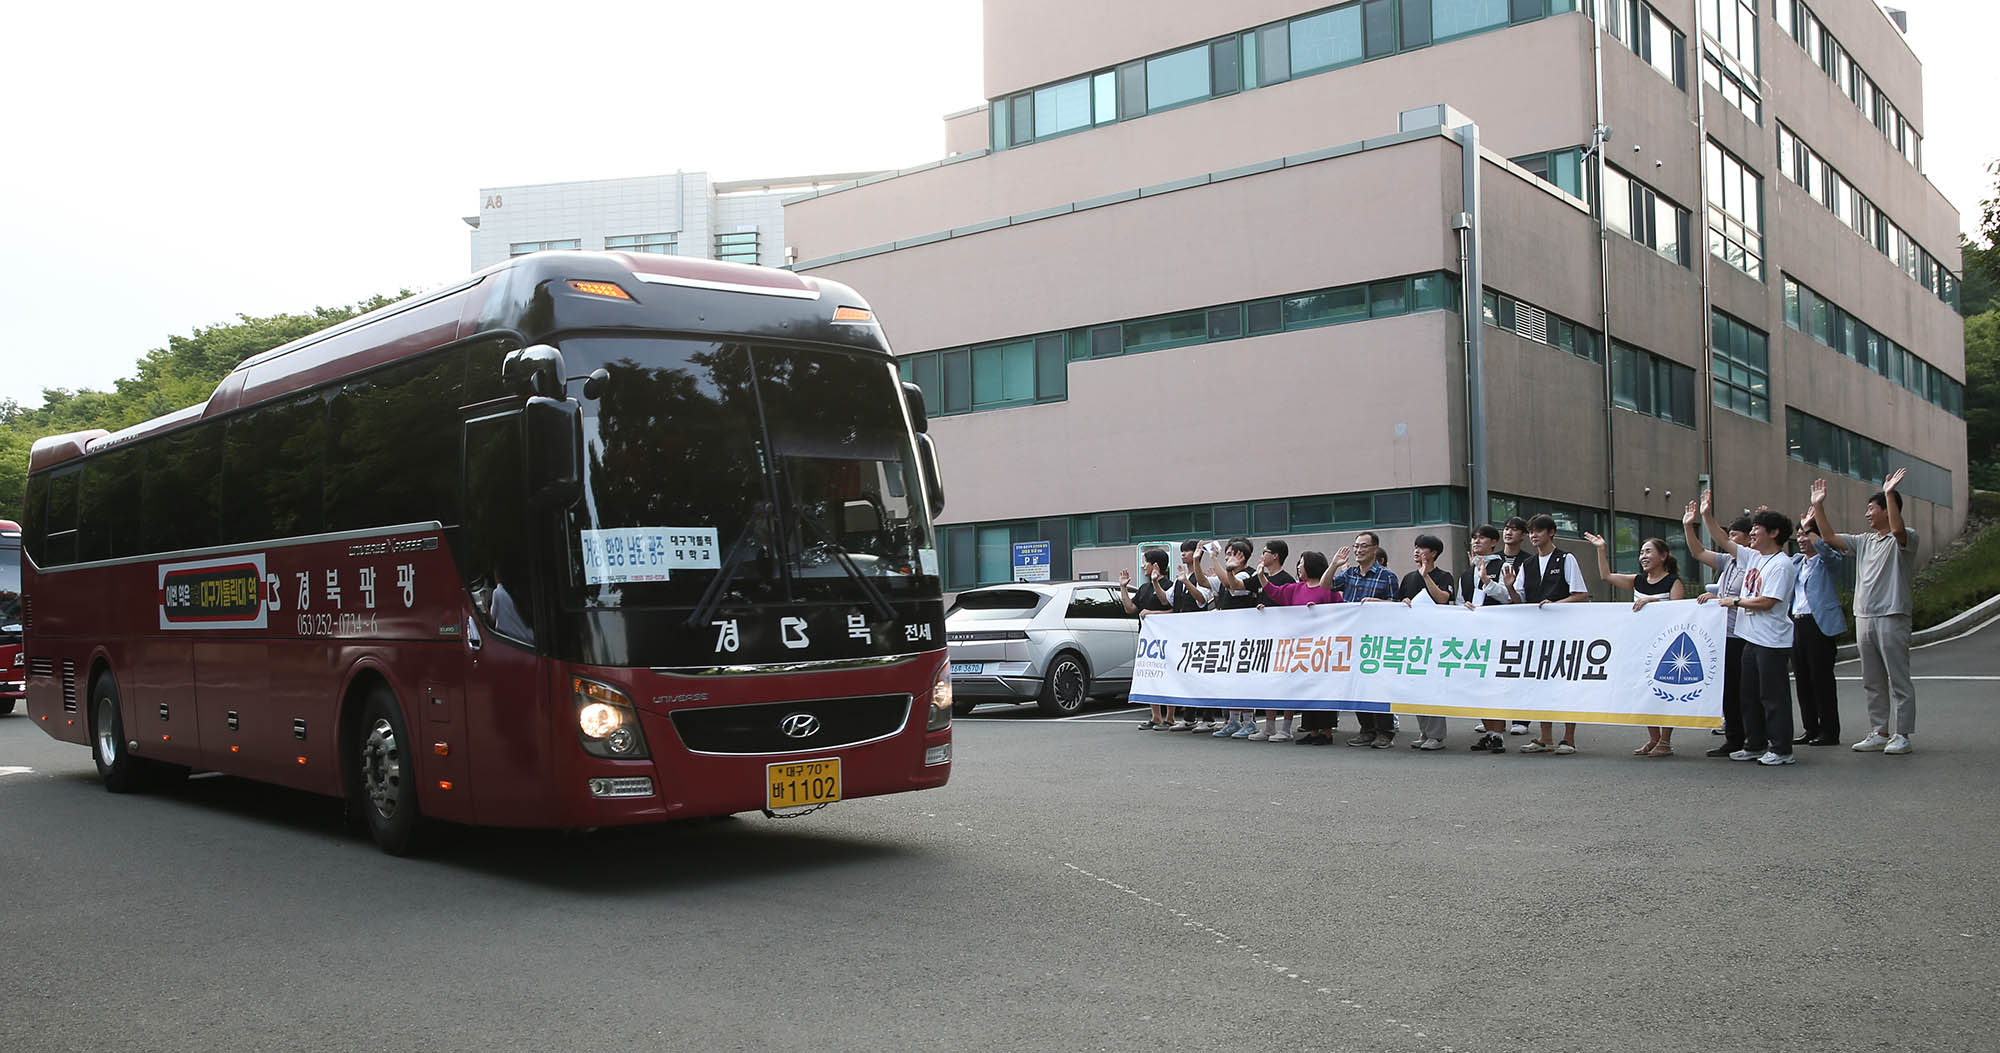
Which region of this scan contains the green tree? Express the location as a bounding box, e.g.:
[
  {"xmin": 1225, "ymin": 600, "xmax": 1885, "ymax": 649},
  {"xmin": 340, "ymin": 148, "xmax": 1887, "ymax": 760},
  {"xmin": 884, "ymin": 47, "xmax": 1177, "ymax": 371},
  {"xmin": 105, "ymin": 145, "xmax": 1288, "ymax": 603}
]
[
  {"xmin": 1969, "ymin": 307, "xmax": 2000, "ymax": 491},
  {"xmin": 0, "ymin": 293, "xmax": 404, "ymax": 519}
]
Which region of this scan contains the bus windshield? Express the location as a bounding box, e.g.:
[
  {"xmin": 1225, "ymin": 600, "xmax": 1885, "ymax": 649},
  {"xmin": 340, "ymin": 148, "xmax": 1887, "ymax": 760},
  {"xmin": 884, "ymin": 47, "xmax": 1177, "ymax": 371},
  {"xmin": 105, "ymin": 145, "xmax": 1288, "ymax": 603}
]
[
  {"xmin": 558, "ymin": 337, "xmax": 934, "ymax": 612},
  {"xmin": 0, "ymin": 542, "xmax": 18, "ymax": 627}
]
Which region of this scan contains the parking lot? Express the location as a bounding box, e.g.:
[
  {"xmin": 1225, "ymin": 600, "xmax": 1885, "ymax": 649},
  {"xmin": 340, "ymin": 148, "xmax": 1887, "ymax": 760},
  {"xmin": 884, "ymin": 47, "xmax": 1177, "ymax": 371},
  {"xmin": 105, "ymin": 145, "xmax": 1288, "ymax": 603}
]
[{"xmin": 3, "ymin": 618, "xmax": 1996, "ymax": 1051}]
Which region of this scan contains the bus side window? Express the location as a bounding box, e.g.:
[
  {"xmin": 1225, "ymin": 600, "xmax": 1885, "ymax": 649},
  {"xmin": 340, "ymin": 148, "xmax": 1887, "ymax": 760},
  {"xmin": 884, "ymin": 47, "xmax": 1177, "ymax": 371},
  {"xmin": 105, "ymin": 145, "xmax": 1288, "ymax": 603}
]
[
  {"xmin": 42, "ymin": 469, "xmax": 80, "ymax": 566},
  {"xmin": 325, "ymin": 350, "xmax": 463, "ymax": 533},
  {"xmin": 78, "ymin": 446, "xmax": 144, "ymax": 561},
  {"xmin": 140, "ymin": 426, "xmax": 223, "ymax": 555},
  {"xmin": 222, "ymin": 390, "xmax": 327, "ymax": 546},
  {"xmin": 460, "ymin": 410, "xmax": 532, "ymax": 643}
]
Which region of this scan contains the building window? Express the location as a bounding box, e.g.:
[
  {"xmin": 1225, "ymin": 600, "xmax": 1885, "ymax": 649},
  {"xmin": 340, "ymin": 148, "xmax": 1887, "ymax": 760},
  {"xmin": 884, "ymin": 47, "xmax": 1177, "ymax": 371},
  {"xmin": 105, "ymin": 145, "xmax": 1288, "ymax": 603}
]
[
  {"xmin": 1779, "ymin": 274, "xmax": 1965, "ymax": 417},
  {"xmin": 1511, "ymin": 147, "xmax": 1591, "ymax": 206},
  {"xmin": 713, "ymin": 230, "xmax": 758, "ymax": 264},
  {"xmin": 604, "ymin": 232, "xmax": 677, "ymax": 256},
  {"xmin": 1773, "ymin": 0, "xmax": 1920, "ymax": 172},
  {"xmin": 1033, "ymin": 76, "xmax": 1092, "ymax": 138},
  {"xmin": 1777, "ymin": 123, "xmax": 1960, "ymax": 308},
  {"xmin": 509, "ymin": 239, "xmax": 581, "ymax": 256},
  {"xmin": 1433, "ymin": 0, "xmax": 1511, "ymax": 41},
  {"xmin": 1711, "ymin": 309, "xmax": 1769, "ymax": 421},
  {"xmin": 1703, "ymin": 140, "xmax": 1763, "ymax": 280},
  {"xmin": 1290, "ymin": 5, "xmax": 1364, "ymax": 73},
  {"xmin": 1602, "ymin": 0, "xmax": 1686, "ymax": 88},
  {"xmin": 1610, "ymin": 342, "xmax": 1697, "ymax": 427},
  {"xmin": 1603, "ymin": 166, "xmax": 1690, "ymax": 267},
  {"xmin": 1484, "ymin": 289, "xmax": 1602, "ymax": 362},
  {"xmin": 1145, "ymin": 44, "xmax": 1210, "ymax": 110}
]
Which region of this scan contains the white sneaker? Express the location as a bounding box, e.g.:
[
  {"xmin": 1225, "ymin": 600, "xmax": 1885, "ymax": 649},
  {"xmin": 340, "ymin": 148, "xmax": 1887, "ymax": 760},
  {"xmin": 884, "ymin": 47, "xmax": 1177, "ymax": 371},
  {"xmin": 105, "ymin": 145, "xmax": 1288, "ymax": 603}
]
[
  {"xmin": 1883, "ymin": 734, "xmax": 1913, "ymax": 755},
  {"xmin": 1757, "ymin": 751, "xmax": 1797, "ymax": 766},
  {"xmin": 1269, "ymin": 730, "xmax": 1292, "ymax": 742},
  {"xmin": 1729, "ymin": 749, "xmax": 1760, "ymax": 761},
  {"xmin": 1417, "ymin": 738, "xmax": 1444, "ymax": 751},
  {"xmin": 1169, "ymin": 720, "xmax": 1193, "ymax": 731},
  {"xmin": 1852, "ymin": 732, "xmax": 1891, "ymax": 752},
  {"xmin": 1508, "ymin": 723, "xmax": 1529, "ymax": 735},
  {"xmin": 1247, "ymin": 729, "xmax": 1271, "ymax": 742}
]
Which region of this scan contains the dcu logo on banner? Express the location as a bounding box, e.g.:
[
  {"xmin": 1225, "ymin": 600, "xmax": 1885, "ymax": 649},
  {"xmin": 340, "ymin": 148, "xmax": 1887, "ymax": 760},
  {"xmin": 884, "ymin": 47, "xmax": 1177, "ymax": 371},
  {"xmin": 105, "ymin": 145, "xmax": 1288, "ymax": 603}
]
[
  {"xmin": 159, "ymin": 553, "xmax": 269, "ymax": 631},
  {"xmin": 1642, "ymin": 621, "xmax": 1714, "ymax": 706}
]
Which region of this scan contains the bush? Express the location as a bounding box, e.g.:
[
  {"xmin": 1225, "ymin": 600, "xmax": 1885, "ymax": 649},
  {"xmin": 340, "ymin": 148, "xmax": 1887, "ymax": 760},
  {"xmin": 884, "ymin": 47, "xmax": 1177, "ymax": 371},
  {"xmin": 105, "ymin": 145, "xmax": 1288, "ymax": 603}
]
[{"xmin": 1912, "ymin": 516, "xmax": 2000, "ymax": 630}]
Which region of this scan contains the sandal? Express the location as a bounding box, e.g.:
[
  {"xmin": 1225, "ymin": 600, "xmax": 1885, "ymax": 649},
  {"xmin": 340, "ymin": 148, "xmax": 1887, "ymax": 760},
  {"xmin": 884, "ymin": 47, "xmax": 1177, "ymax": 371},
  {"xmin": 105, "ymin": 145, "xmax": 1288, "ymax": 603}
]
[
  {"xmin": 1634, "ymin": 739, "xmax": 1661, "ymax": 755},
  {"xmin": 1647, "ymin": 742, "xmax": 1673, "ymax": 757}
]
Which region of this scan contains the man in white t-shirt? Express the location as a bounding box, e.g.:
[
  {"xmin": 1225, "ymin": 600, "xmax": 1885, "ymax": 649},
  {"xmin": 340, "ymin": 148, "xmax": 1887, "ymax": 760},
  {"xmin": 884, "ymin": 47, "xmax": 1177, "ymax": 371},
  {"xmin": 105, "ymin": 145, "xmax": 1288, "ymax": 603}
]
[{"xmin": 1699, "ymin": 509, "xmax": 1800, "ymax": 766}]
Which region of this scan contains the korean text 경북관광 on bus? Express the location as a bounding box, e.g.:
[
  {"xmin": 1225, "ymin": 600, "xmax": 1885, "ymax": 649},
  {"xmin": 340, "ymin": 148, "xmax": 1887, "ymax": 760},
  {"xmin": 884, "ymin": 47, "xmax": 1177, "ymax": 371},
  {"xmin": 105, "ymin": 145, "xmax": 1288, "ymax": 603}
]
[{"xmin": 17, "ymin": 252, "xmax": 952, "ymax": 853}]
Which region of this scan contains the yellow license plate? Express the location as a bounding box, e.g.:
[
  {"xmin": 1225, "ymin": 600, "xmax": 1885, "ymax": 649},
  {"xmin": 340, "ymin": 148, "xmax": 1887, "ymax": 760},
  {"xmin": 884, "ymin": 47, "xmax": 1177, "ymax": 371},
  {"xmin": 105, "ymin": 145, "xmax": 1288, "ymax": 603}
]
[{"xmin": 767, "ymin": 758, "xmax": 841, "ymax": 809}]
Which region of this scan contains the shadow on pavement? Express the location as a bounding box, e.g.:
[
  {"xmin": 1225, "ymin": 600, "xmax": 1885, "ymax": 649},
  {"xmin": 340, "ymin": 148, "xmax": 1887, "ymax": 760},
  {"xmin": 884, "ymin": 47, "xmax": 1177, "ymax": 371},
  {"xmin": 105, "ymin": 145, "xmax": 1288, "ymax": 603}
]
[{"xmin": 114, "ymin": 769, "xmax": 917, "ymax": 891}]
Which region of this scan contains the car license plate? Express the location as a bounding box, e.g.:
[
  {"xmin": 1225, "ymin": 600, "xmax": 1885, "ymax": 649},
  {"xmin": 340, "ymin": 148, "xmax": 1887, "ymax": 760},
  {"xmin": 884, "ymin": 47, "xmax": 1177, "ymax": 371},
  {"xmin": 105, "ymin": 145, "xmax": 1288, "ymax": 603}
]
[
  {"xmin": 767, "ymin": 758, "xmax": 841, "ymax": 809},
  {"xmin": 950, "ymin": 662, "xmax": 983, "ymax": 675}
]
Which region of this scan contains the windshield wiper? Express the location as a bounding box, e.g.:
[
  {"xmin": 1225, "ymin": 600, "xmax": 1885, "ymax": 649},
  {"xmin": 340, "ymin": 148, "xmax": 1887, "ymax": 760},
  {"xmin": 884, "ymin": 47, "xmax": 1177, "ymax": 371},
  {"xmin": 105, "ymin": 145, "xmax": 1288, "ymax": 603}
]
[
  {"xmin": 685, "ymin": 501, "xmax": 772, "ymax": 632},
  {"xmin": 794, "ymin": 510, "xmax": 898, "ymax": 623}
]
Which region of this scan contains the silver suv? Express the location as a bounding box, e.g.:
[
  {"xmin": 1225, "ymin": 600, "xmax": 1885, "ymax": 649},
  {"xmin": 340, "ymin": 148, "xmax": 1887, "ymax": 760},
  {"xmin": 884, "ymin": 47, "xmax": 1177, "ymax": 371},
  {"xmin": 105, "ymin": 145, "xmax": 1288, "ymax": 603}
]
[{"xmin": 945, "ymin": 582, "xmax": 1139, "ymax": 717}]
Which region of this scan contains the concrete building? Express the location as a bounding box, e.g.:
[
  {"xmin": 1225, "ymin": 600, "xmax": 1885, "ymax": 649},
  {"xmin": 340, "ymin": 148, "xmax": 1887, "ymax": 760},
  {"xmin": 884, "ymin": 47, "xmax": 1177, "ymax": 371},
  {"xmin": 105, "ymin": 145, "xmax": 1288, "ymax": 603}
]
[
  {"xmin": 464, "ymin": 170, "xmax": 881, "ymax": 273},
  {"xmin": 783, "ymin": 0, "xmax": 1966, "ymax": 593}
]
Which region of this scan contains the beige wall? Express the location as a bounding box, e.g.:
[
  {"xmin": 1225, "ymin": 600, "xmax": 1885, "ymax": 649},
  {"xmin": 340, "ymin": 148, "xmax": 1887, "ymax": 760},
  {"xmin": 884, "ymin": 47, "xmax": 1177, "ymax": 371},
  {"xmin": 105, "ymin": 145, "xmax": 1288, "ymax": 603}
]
[
  {"xmin": 818, "ymin": 137, "xmax": 1460, "ymax": 355},
  {"xmin": 983, "ymin": 0, "xmax": 1316, "ymax": 100},
  {"xmin": 789, "ymin": 16, "xmax": 1595, "ymax": 265},
  {"xmin": 943, "ymin": 107, "xmax": 988, "ymax": 157}
]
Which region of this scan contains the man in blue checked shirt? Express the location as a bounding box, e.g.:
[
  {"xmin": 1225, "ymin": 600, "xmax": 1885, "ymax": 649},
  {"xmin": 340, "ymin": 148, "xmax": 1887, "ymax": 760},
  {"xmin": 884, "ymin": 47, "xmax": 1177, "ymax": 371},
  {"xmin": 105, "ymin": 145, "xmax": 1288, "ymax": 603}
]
[{"xmin": 1326, "ymin": 532, "xmax": 1402, "ymax": 747}]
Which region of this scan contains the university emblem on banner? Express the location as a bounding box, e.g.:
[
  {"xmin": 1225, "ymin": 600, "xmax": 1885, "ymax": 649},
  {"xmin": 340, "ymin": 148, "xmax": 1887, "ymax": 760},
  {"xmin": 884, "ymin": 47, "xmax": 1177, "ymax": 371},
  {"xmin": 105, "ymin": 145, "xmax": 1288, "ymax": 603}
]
[{"xmin": 1642, "ymin": 622, "xmax": 1713, "ymax": 705}]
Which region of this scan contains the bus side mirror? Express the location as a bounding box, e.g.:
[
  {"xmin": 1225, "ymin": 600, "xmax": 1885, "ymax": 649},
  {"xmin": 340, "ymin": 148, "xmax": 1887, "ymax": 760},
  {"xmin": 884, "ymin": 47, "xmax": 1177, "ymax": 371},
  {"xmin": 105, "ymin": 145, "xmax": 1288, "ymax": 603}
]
[
  {"xmin": 503, "ymin": 345, "xmax": 568, "ymax": 398},
  {"xmin": 524, "ymin": 396, "xmax": 583, "ymax": 507},
  {"xmin": 902, "ymin": 381, "xmax": 929, "ymax": 434},
  {"xmin": 914, "ymin": 432, "xmax": 945, "ymax": 518}
]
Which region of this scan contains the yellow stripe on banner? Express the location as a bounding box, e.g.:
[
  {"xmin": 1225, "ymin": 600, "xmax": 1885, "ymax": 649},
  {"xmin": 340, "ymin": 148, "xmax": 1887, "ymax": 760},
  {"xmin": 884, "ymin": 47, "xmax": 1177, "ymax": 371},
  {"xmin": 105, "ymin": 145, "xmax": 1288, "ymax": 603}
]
[{"xmin": 1388, "ymin": 704, "xmax": 1723, "ymax": 729}]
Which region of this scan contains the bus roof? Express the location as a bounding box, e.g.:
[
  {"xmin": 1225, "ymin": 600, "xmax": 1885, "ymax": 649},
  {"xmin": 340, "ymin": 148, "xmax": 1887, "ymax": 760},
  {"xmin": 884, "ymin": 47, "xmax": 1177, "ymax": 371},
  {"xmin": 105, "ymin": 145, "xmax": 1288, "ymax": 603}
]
[{"xmin": 28, "ymin": 252, "xmax": 884, "ymax": 475}]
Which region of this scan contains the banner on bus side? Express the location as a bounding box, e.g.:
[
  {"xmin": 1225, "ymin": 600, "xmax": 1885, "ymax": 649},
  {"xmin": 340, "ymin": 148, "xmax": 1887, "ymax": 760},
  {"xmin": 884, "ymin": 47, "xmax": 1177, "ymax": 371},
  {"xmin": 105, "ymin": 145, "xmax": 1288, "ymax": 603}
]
[
  {"xmin": 1130, "ymin": 599, "xmax": 1726, "ymax": 728},
  {"xmin": 159, "ymin": 553, "xmax": 269, "ymax": 631}
]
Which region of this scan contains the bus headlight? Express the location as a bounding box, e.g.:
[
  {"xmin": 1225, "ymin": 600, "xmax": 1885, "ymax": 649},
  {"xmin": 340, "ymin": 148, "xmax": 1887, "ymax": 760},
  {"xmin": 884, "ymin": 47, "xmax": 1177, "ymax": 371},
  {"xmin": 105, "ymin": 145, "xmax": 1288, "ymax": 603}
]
[
  {"xmin": 927, "ymin": 662, "xmax": 952, "ymax": 732},
  {"xmin": 574, "ymin": 677, "xmax": 650, "ymax": 759}
]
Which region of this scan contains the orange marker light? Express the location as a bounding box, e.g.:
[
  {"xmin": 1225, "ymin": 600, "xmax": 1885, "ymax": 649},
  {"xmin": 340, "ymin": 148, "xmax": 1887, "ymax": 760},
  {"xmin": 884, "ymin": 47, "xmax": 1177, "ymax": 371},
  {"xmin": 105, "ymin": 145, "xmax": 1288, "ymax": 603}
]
[
  {"xmin": 433, "ymin": 742, "xmax": 450, "ymax": 757},
  {"xmin": 296, "ymin": 756, "xmax": 308, "ymax": 765},
  {"xmin": 832, "ymin": 306, "xmax": 874, "ymax": 323},
  {"xmin": 438, "ymin": 780, "xmax": 454, "ymax": 791},
  {"xmin": 229, "ymin": 745, "xmax": 240, "ymax": 753},
  {"xmin": 567, "ymin": 280, "xmax": 633, "ymax": 300},
  {"xmin": 161, "ymin": 734, "xmax": 170, "ymax": 741}
]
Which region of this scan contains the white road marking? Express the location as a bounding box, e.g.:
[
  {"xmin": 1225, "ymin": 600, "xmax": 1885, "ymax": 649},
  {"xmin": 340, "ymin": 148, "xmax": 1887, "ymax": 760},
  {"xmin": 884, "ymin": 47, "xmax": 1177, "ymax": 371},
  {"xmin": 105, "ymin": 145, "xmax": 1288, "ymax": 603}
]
[
  {"xmin": 1835, "ymin": 676, "xmax": 2000, "ymax": 681},
  {"xmin": 0, "ymin": 766, "xmax": 34, "ymax": 778}
]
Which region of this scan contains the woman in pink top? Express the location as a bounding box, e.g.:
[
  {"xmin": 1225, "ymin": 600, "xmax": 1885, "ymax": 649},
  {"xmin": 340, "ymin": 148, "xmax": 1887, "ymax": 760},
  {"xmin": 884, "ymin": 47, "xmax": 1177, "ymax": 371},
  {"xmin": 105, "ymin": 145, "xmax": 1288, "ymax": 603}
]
[{"xmin": 1255, "ymin": 550, "xmax": 1340, "ymax": 741}]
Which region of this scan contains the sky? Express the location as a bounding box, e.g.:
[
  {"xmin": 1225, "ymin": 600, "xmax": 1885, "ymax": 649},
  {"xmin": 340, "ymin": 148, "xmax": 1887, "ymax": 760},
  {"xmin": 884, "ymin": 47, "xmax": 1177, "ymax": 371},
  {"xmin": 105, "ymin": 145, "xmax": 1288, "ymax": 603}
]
[{"xmin": 1, "ymin": 0, "xmax": 1993, "ymax": 411}]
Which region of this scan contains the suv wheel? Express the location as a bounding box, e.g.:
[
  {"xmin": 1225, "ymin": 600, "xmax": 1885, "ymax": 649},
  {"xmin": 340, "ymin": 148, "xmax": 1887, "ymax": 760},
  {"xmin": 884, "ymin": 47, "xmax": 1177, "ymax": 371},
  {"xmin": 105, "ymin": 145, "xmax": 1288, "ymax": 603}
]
[{"xmin": 1037, "ymin": 653, "xmax": 1090, "ymax": 717}]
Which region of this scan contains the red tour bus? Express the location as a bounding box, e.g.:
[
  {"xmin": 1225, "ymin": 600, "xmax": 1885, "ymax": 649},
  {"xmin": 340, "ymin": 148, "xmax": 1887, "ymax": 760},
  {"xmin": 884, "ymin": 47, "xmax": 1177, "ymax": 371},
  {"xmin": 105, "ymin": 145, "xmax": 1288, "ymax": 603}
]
[
  {"xmin": 20, "ymin": 251, "xmax": 953, "ymax": 852},
  {"xmin": 1, "ymin": 520, "xmax": 21, "ymax": 714}
]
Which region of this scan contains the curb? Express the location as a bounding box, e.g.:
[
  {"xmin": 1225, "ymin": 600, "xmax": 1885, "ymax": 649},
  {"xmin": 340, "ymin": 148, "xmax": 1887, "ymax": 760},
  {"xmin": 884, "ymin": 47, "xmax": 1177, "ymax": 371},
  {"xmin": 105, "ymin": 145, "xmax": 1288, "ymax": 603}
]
[{"xmin": 1833, "ymin": 592, "xmax": 2000, "ymax": 661}]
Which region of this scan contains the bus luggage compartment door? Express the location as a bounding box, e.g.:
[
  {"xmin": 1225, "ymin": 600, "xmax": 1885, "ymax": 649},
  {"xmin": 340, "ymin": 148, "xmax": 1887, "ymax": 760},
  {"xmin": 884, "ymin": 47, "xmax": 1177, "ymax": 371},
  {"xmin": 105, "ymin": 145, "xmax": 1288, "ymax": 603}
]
[
  {"xmin": 130, "ymin": 640, "xmax": 201, "ymax": 767},
  {"xmin": 417, "ymin": 680, "xmax": 472, "ymax": 821}
]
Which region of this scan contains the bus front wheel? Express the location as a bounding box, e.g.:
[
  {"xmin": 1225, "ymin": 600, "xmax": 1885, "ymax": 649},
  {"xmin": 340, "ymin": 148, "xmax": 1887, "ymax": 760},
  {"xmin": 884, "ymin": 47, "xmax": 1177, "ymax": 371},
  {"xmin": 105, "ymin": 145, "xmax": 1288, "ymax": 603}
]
[
  {"xmin": 91, "ymin": 675, "xmax": 146, "ymax": 794},
  {"xmin": 353, "ymin": 687, "xmax": 423, "ymax": 855}
]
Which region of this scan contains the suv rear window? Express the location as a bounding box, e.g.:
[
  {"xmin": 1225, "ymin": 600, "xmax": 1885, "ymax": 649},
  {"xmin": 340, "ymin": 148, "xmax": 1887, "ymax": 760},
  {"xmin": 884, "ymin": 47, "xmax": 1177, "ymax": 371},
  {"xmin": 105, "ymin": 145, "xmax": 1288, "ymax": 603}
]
[{"xmin": 947, "ymin": 589, "xmax": 1047, "ymax": 620}]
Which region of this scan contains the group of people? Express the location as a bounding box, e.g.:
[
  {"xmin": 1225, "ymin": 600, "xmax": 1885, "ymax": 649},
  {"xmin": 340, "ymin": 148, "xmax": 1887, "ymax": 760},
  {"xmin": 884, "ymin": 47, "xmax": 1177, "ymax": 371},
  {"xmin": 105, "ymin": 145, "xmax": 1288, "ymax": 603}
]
[{"xmin": 1113, "ymin": 469, "xmax": 1924, "ymax": 767}]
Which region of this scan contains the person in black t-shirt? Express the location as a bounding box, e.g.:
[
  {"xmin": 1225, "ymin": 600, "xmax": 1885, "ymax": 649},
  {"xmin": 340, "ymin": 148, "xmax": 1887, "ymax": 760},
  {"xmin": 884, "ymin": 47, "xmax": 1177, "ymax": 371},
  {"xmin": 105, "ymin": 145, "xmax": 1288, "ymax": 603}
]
[
  {"xmin": 1202, "ymin": 537, "xmax": 1264, "ymax": 738},
  {"xmin": 1120, "ymin": 548, "xmax": 1176, "ymax": 730},
  {"xmin": 1393, "ymin": 534, "xmax": 1456, "ymax": 750}
]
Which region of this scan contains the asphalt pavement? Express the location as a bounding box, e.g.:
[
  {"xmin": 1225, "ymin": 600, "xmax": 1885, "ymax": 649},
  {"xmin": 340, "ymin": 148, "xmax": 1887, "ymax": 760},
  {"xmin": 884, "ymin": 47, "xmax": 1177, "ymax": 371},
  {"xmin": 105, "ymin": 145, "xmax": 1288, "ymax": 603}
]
[{"xmin": 2, "ymin": 616, "xmax": 1996, "ymax": 1052}]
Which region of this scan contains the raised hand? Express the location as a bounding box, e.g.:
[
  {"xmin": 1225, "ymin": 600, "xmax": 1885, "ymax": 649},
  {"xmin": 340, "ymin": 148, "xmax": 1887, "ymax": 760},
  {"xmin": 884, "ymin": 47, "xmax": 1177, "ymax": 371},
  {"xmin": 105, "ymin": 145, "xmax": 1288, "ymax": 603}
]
[
  {"xmin": 1502, "ymin": 561, "xmax": 1518, "ymax": 585},
  {"xmin": 1334, "ymin": 545, "xmax": 1352, "ymax": 566},
  {"xmin": 1682, "ymin": 500, "xmax": 1698, "ymax": 526},
  {"xmin": 1582, "ymin": 531, "xmax": 1606, "ymax": 548},
  {"xmin": 1809, "ymin": 477, "xmax": 1828, "ymax": 506},
  {"xmin": 1118, "ymin": 568, "xmax": 1133, "ymax": 586},
  {"xmin": 1884, "ymin": 467, "xmax": 1906, "ymax": 493},
  {"xmin": 1699, "ymin": 489, "xmax": 1713, "ymax": 516}
]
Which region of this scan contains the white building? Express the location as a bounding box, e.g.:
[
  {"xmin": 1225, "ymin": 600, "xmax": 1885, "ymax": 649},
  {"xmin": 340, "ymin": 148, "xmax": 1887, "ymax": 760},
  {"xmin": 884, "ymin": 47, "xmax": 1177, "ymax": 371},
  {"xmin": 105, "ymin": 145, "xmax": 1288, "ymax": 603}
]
[{"xmin": 464, "ymin": 170, "xmax": 880, "ymax": 272}]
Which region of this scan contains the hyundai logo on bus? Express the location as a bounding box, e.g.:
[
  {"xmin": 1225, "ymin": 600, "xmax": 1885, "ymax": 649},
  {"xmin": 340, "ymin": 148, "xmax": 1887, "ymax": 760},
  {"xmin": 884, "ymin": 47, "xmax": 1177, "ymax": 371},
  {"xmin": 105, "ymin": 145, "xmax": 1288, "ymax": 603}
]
[
  {"xmin": 779, "ymin": 713, "xmax": 822, "ymax": 739},
  {"xmin": 158, "ymin": 554, "xmax": 270, "ymax": 631}
]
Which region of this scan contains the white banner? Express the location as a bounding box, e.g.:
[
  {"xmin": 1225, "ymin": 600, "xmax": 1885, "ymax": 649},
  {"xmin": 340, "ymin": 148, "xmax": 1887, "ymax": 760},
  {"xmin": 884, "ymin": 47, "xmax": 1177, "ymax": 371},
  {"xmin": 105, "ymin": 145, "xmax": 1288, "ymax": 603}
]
[{"xmin": 1132, "ymin": 600, "xmax": 1726, "ymax": 728}]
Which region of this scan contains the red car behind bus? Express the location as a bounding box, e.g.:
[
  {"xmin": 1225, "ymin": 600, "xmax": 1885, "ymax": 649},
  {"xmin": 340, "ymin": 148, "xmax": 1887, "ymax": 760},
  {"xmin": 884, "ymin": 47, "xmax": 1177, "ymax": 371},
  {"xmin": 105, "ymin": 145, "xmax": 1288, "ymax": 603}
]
[{"xmin": 20, "ymin": 252, "xmax": 953, "ymax": 852}]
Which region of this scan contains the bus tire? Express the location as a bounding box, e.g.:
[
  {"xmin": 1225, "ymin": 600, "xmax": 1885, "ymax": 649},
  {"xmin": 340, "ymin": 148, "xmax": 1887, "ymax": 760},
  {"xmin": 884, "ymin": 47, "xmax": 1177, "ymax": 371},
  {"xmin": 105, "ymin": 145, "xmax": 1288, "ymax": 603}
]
[
  {"xmin": 0, "ymin": 699, "xmax": 15, "ymax": 715},
  {"xmin": 1036, "ymin": 651, "xmax": 1090, "ymax": 717},
  {"xmin": 91, "ymin": 674, "xmax": 146, "ymax": 794},
  {"xmin": 951, "ymin": 697, "xmax": 978, "ymax": 717},
  {"xmin": 353, "ymin": 686, "xmax": 423, "ymax": 855}
]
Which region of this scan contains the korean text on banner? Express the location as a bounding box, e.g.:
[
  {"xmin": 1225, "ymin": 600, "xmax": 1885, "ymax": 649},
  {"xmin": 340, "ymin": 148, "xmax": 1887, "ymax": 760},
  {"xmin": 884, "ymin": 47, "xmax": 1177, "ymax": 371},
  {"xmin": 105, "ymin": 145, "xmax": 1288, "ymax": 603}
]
[{"xmin": 1130, "ymin": 600, "xmax": 1726, "ymax": 728}]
